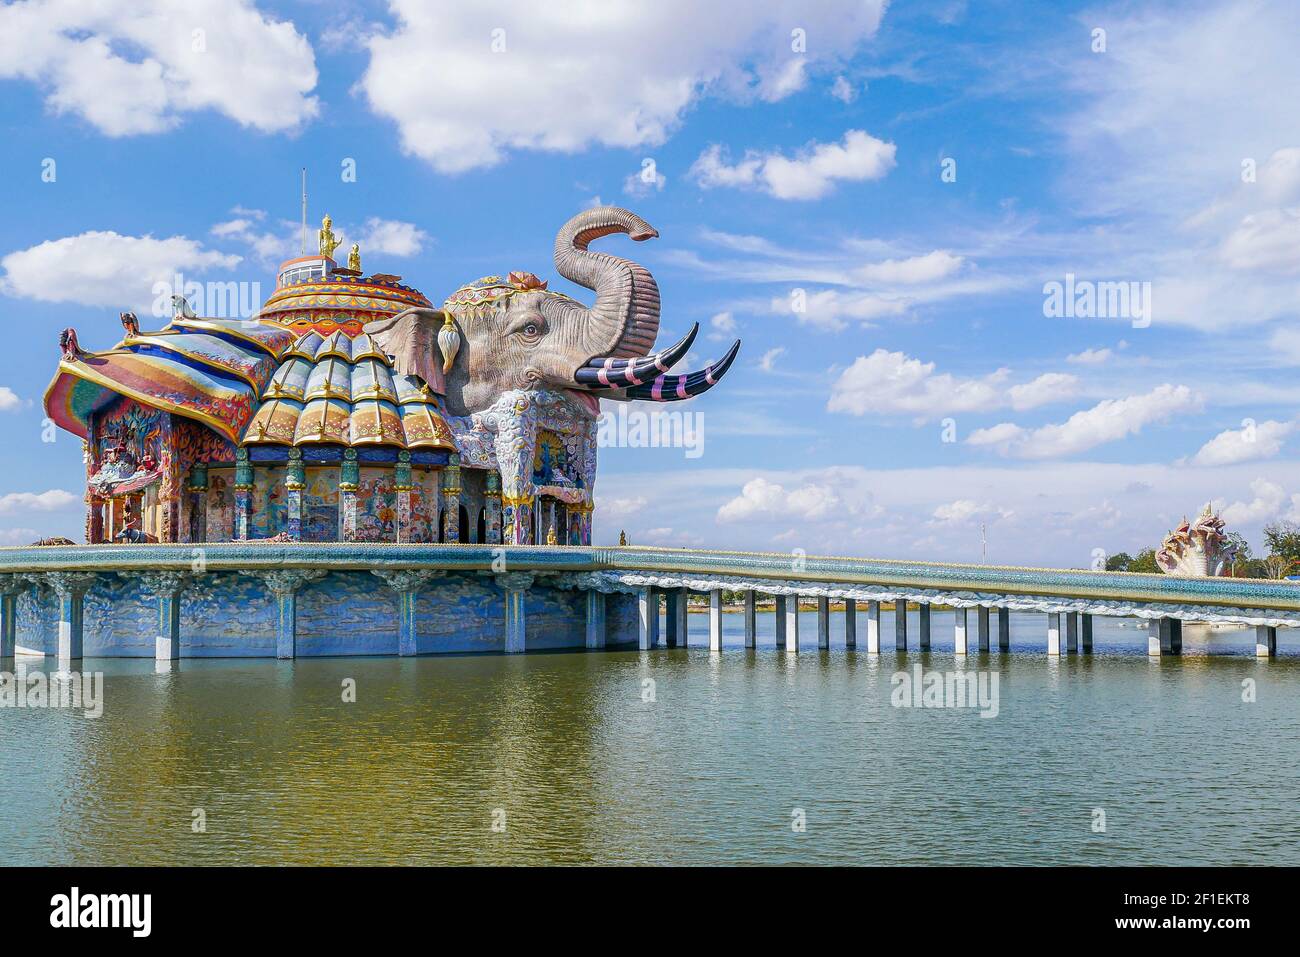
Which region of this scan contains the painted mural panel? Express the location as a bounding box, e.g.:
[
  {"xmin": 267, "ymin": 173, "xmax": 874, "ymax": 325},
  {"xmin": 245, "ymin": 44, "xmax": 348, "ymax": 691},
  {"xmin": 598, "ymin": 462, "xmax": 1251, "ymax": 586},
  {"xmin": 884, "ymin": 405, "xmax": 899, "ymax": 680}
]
[
  {"xmin": 83, "ymin": 576, "xmax": 156, "ymax": 656},
  {"xmin": 206, "ymin": 468, "xmax": 234, "ymax": 541},
  {"xmin": 14, "ymin": 586, "xmax": 58, "ymax": 655},
  {"xmin": 179, "ymin": 573, "xmax": 277, "ymax": 656},
  {"xmin": 354, "ymin": 466, "xmax": 396, "ymax": 542},
  {"xmin": 296, "ymin": 573, "xmax": 399, "ymax": 655},
  {"xmin": 302, "ymin": 467, "xmax": 339, "ymax": 542},
  {"xmin": 407, "ymin": 467, "xmax": 440, "ymax": 543},
  {"xmin": 250, "ymin": 465, "xmax": 288, "ymax": 539},
  {"xmin": 413, "ymin": 574, "xmax": 507, "ymax": 653},
  {"xmin": 524, "ymin": 586, "xmax": 587, "ymax": 650}
]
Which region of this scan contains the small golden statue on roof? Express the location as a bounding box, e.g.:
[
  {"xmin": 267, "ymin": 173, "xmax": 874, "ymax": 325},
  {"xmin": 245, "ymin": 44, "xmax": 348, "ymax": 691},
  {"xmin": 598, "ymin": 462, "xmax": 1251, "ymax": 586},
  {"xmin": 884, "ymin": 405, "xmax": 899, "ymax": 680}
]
[
  {"xmin": 319, "ymin": 213, "xmax": 341, "ymax": 259},
  {"xmin": 347, "ymin": 242, "xmax": 361, "ymax": 273},
  {"xmin": 546, "ymin": 523, "xmax": 558, "ymax": 545},
  {"xmin": 619, "ymin": 530, "xmax": 627, "ymax": 546}
]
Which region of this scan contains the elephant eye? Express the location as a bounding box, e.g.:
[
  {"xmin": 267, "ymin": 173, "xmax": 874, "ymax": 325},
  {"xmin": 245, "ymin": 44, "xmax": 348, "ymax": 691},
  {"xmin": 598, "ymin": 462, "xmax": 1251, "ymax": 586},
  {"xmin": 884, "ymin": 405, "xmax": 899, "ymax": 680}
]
[{"xmin": 523, "ymin": 323, "xmax": 540, "ymax": 336}]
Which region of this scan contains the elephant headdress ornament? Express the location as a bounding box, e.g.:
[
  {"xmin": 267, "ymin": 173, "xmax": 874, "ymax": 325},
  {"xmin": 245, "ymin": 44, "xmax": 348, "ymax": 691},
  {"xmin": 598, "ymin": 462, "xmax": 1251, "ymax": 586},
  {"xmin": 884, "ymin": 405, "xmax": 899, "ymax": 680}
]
[{"xmin": 363, "ymin": 206, "xmax": 740, "ymax": 417}]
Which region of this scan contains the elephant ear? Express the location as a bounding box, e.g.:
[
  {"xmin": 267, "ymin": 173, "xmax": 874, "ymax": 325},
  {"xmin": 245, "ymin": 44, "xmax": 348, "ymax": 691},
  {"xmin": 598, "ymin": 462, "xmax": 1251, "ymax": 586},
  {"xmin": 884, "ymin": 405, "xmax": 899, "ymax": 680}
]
[{"xmin": 363, "ymin": 308, "xmax": 448, "ymax": 394}]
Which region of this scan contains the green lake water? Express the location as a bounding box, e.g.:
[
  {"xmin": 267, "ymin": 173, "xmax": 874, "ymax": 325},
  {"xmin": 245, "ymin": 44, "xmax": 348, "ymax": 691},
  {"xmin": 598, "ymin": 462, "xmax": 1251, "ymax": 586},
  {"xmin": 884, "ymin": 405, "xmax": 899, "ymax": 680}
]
[{"xmin": 1, "ymin": 610, "xmax": 1296, "ymax": 865}]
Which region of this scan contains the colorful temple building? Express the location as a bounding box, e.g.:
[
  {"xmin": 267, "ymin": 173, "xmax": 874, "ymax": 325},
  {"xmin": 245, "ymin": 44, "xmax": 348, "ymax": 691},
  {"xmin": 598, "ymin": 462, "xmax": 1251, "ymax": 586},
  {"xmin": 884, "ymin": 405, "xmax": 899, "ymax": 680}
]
[{"xmin": 42, "ymin": 206, "xmax": 739, "ymax": 548}]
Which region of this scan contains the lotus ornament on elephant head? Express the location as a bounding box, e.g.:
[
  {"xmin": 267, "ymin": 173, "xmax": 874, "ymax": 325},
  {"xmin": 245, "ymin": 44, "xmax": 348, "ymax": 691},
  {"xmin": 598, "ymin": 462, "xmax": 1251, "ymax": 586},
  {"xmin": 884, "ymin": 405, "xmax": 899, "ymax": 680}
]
[{"xmin": 361, "ymin": 206, "xmax": 740, "ymax": 418}]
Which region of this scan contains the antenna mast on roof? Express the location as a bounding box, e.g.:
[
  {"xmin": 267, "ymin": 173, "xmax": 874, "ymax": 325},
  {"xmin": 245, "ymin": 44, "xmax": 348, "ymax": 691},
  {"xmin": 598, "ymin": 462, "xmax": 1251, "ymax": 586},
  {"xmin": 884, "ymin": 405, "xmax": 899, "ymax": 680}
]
[{"xmin": 299, "ymin": 168, "xmax": 307, "ymax": 256}]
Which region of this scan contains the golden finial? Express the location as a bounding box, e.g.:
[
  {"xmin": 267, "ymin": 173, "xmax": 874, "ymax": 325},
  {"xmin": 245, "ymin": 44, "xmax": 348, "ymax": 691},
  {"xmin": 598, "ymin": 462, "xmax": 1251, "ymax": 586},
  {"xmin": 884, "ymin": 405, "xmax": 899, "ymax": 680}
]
[
  {"xmin": 319, "ymin": 214, "xmax": 341, "ymax": 259},
  {"xmin": 348, "ymin": 242, "xmax": 361, "ymax": 272}
]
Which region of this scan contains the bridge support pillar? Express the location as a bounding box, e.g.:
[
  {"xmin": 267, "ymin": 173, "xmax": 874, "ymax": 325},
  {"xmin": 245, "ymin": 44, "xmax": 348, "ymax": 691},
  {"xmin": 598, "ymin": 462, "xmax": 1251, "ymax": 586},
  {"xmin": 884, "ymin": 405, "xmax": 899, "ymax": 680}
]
[
  {"xmin": 1081, "ymin": 613, "xmax": 1093, "ymax": 653},
  {"xmin": 675, "ymin": 588, "xmax": 690, "ymax": 649},
  {"xmin": 1, "ymin": 583, "xmax": 20, "ymax": 661},
  {"xmin": 844, "ymin": 598, "xmax": 857, "ymax": 649},
  {"xmin": 665, "ymin": 589, "xmax": 680, "ymax": 648},
  {"xmin": 1065, "ymin": 612, "xmax": 1079, "ymax": 654},
  {"xmin": 784, "ymin": 596, "xmax": 801, "ymax": 652},
  {"xmin": 894, "ymin": 599, "xmax": 907, "ymax": 651},
  {"xmin": 744, "ymin": 591, "xmax": 757, "ymax": 649},
  {"xmin": 585, "ymin": 590, "xmax": 606, "ymax": 650},
  {"xmin": 1147, "ymin": 617, "xmax": 1181, "ymax": 656},
  {"xmin": 637, "ymin": 587, "xmax": 655, "ymax": 651},
  {"xmin": 977, "ymin": 607, "xmax": 990, "ymax": 652},
  {"xmin": 1047, "ymin": 613, "xmax": 1062, "ymax": 656},
  {"xmin": 817, "ymin": 597, "xmax": 830, "ymax": 650},
  {"xmin": 709, "ymin": 589, "xmax": 723, "ymax": 652},
  {"xmin": 918, "ymin": 603, "xmax": 931, "ymax": 650},
  {"xmin": 998, "ymin": 607, "xmax": 1011, "ymax": 651},
  {"xmin": 1255, "ymin": 625, "xmax": 1277, "ymax": 658},
  {"xmin": 866, "ymin": 600, "xmax": 881, "ymax": 653},
  {"xmin": 954, "ymin": 607, "xmax": 969, "ymax": 656}
]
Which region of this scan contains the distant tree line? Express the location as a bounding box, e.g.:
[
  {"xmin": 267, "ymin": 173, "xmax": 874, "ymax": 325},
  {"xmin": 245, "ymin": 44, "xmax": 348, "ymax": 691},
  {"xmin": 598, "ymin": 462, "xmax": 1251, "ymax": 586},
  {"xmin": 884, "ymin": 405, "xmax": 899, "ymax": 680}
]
[{"xmin": 1106, "ymin": 521, "xmax": 1300, "ymax": 579}]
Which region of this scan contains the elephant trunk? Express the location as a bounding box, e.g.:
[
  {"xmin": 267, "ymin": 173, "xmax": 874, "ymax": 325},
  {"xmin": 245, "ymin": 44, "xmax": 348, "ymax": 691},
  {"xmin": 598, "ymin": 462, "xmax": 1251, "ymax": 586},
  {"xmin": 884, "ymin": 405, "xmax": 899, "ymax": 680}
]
[{"xmin": 552, "ymin": 206, "xmax": 661, "ymax": 360}]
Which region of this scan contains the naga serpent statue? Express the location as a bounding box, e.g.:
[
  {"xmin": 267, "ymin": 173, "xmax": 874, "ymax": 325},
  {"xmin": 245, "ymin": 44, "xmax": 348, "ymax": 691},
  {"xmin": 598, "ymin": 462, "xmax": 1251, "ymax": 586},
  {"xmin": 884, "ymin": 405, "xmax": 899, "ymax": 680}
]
[
  {"xmin": 1155, "ymin": 503, "xmax": 1237, "ymax": 576},
  {"xmin": 363, "ymin": 205, "xmax": 740, "ymax": 417}
]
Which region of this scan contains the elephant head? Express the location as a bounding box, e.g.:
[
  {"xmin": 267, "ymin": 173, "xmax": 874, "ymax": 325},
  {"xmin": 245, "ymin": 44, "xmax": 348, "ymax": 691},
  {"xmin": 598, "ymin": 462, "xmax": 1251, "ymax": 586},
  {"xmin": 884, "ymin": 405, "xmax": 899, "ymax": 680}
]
[{"xmin": 364, "ymin": 206, "xmax": 740, "ymax": 417}]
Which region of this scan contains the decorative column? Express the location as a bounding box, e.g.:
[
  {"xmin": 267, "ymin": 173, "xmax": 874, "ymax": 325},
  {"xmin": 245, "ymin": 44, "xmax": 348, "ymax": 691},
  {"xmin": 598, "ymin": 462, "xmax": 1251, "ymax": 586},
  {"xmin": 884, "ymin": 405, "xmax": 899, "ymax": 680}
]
[
  {"xmin": 48, "ymin": 572, "xmax": 96, "ymax": 665},
  {"xmin": 571, "ymin": 501, "xmax": 593, "ymax": 545},
  {"xmin": 978, "ymin": 606, "xmax": 991, "ymax": 652},
  {"xmin": 339, "ymin": 449, "xmax": 359, "ymax": 542},
  {"xmin": 442, "ymin": 453, "xmax": 462, "ymax": 543},
  {"xmin": 866, "ymin": 600, "xmax": 881, "ymax": 653},
  {"xmin": 674, "ymin": 587, "xmax": 689, "ymax": 649},
  {"xmin": 998, "ymin": 607, "xmax": 1011, "ymax": 651},
  {"xmin": 918, "ymin": 602, "xmax": 932, "ymax": 650},
  {"xmin": 140, "ymin": 571, "xmax": 188, "ymax": 661},
  {"xmin": 844, "ymin": 598, "xmax": 857, "ymax": 650},
  {"xmin": 709, "ymin": 589, "xmax": 723, "ymax": 652},
  {"xmin": 954, "ymin": 607, "xmax": 969, "ymax": 656},
  {"xmin": 744, "ymin": 591, "xmax": 757, "ymax": 649},
  {"xmin": 372, "ymin": 569, "xmax": 437, "ymax": 656},
  {"xmin": 1065, "ymin": 611, "xmax": 1079, "ymax": 654},
  {"xmin": 285, "ymin": 448, "xmax": 305, "ymax": 541},
  {"xmin": 1081, "ymin": 613, "xmax": 1094, "ymax": 654},
  {"xmin": 894, "ymin": 599, "xmax": 908, "ymax": 651},
  {"xmin": 1255, "ymin": 625, "xmax": 1277, "ymax": 658},
  {"xmin": 497, "ymin": 572, "xmax": 533, "ymax": 654},
  {"xmin": 1147, "ymin": 617, "xmax": 1182, "ymax": 657},
  {"xmin": 233, "ymin": 447, "xmax": 253, "ymax": 540},
  {"xmin": 260, "ymin": 570, "xmax": 326, "ymax": 659},
  {"xmin": 816, "ymin": 596, "xmax": 830, "ymax": 650},
  {"xmin": 585, "ymin": 589, "xmax": 606, "ymax": 650},
  {"xmin": 394, "ymin": 452, "xmax": 413, "ymax": 544},
  {"xmin": 186, "ymin": 464, "xmax": 208, "ymax": 543},
  {"xmin": 484, "ymin": 472, "xmax": 503, "ymax": 545},
  {"xmin": 0, "ymin": 575, "xmax": 20, "ymax": 659},
  {"xmin": 1047, "ymin": 612, "xmax": 1062, "ymax": 656}
]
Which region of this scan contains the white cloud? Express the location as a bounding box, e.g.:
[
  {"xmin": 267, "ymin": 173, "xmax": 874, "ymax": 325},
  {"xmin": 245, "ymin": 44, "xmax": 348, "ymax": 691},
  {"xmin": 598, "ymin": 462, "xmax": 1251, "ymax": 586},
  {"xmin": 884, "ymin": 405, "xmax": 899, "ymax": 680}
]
[
  {"xmin": 1066, "ymin": 347, "xmax": 1113, "ymax": 365},
  {"xmin": 830, "ymin": 75, "xmax": 857, "ymax": 103},
  {"xmin": 598, "ymin": 495, "xmax": 648, "ymax": 518},
  {"xmin": 826, "ymin": 349, "xmax": 1074, "ymax": 421},
  {"xmin": 930, "ymin": 499, "xmax": 1013, "ymax": 525},
  {"xmin": 352, "ymin": 218, "xmax": 429, "ymax": 258},
  {"xmin": 967, "ymin": 384, "xmax": 1202, "ymax": 459},
  {"xmin": 211, "ymin": 213, "xmax": 427, "ymax": 267},
  {"xmin": 758, "ymin": 346, "xmax": 786, "ymax": 372},
  {"xmin": 1219, "ymin": 207, "xmax": 1300, "ymax": 273},
  {"xmin": 360, "ymin": 1, "xmax": 886, "ymax": 173},
  {"xmin": 0, "ymin": 387, "xmax": 22, "ymax": 411},
  {"xmin": 0, "ymin": 528, "xmax": 41, "ymax": 545},
  {"xmin": 0, "ymin": 231, "xmax": 240, "ymax": 307},
  {"xmin": 690, "ymin": 129, "xmax": 896, "ymax": 200},
  {"xmin": 623, "ymin": 164, "xmax": 667, "ymax": 197},
  {"xmin": 0, "ymin": 489, "xmax": 80, "ymax": 513},
  {"xmin": 855, "ymin": 250, "xmax": 963, "ymax": 284},
  {"xmin": 709, "ymin": 311, "xmax": 737, "ymax": 333},
  {"xmin": 0, "ymin": 0, "xmax": 318, "ymax": 136},
  {"xmin": 1190, "ymin": 419, "xmax": 1294, "ymax": 466},
  {"xmin": 717, "ymin": 477, "xmax": 844, "ymax": 523},
  {"xmin": 1221, "ymin": 478, "xmax": 1291, "ymax": 526},
  {"xmin": 770, "ymin": 288, "xmax": 906, "ymax": 331}
]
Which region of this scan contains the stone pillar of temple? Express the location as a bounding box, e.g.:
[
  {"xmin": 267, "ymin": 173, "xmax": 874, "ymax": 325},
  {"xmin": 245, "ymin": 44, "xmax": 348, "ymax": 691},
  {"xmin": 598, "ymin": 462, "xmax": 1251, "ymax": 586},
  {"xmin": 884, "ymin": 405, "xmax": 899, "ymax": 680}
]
[
  {"xmin": 744, "ymin": 591, "xmax": 757, "ymax": 649},
  {"xmin": 998, "ymin": 607, "xmax": 1011, "ymax": 651},
  {"xmin": 140, "ymin": 571, "xmax": 188, "ymax": 661},
  {"xmin": 0, "ymin": 575, "xmax": 20, "ymax": 660},
  {"xmin": 48, "ymin": 572, "xmax": 96, "ymax": 666},
  {"xmin": 894, "ymin": 599, "xmax": 908, "ymax": 651},
  {"xmin": 442, "ymin": 454, "xmax": 462, "ymax": 543},
  {"xmin": 260, "ymin": 570, "xmax": 326, "ymax": 659},
  {"xmin": 498, "ymin": 572, "xmax": 533, "ymax": 654},
  {"xmin": 1147, "ymin": 617, "xmax": 1182, "ymax": 657},
  {"xmin": 1081, "ymin": 613, "xmax": 1094, "ymax": 653},
  {"xmin": 372, "ymin": 570, "xmax": 437, "ymax": 656},
  {"xmin": 585, "ymin": 589, "xmax": 606, "ymax": 650},
  {"xmin": 866, "ymin": 600, "xmax": 881, "ymax": 653},
  {"xmin": 637, "ymin": 586, "xmax": 654, "ymax": 650},
  {"xmin": 484, "ymin": 472, "xmax": 503, "ymax": 545},
  {"xmin": 186, "ymin": 465, "xmax": 208, "ymax": 543},
  {"xmin": 709, "ymin": 589, "xmax": 723, "ymax": 652},
  {"xmin": 817, "ymin": 596, "xmax": 830, "ymax": 650},
  {"xmin": 954, "ymin": 607, "xmax": 969, "ymax": 656},
  {"xmin": 394, "ymin": 452, "xmax": 413, "ymax": 544},
  {"xmin": 339, "ymin": 449, "xmax": 359, "ymax": 542},
  {"xmin": 1047, "ymin": 612, "xmax": 1063, "ymax": 656},
  {"xmin": 918, "ymin": 602, "xmax": 932, "ymax": 650},
  {"xmin": 87, "ymin": 494, "xmax": 105, "ymax": 544},
  {"xmin": 284, "ymin": 449, "xmax": 305, "ymax": 541},
  {"xmin": 978, "ymin": 606, "xmax": 991, "ymax": 652},
  {"xmin": 845, "ymin": 598, "xmax": 857, "ymax": 649},
  {"xmin": 1255, "ymin": 625, "xmax": 1278, "ymax": 658},
  {"xmin": 233, "ymin": 448, "xmax": 253, "ymax": 541},
  {"xmin": 675, "ymin": 587, "xmax": 689, "ymax": 649}
]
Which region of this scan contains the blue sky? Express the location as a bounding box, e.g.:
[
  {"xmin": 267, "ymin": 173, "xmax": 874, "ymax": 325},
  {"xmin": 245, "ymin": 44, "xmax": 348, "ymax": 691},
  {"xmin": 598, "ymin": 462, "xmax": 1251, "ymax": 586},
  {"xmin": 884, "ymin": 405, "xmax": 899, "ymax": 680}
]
[{"xmin": 2, "ymin": 0, "xmax": 1300, "ymax": 566}]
